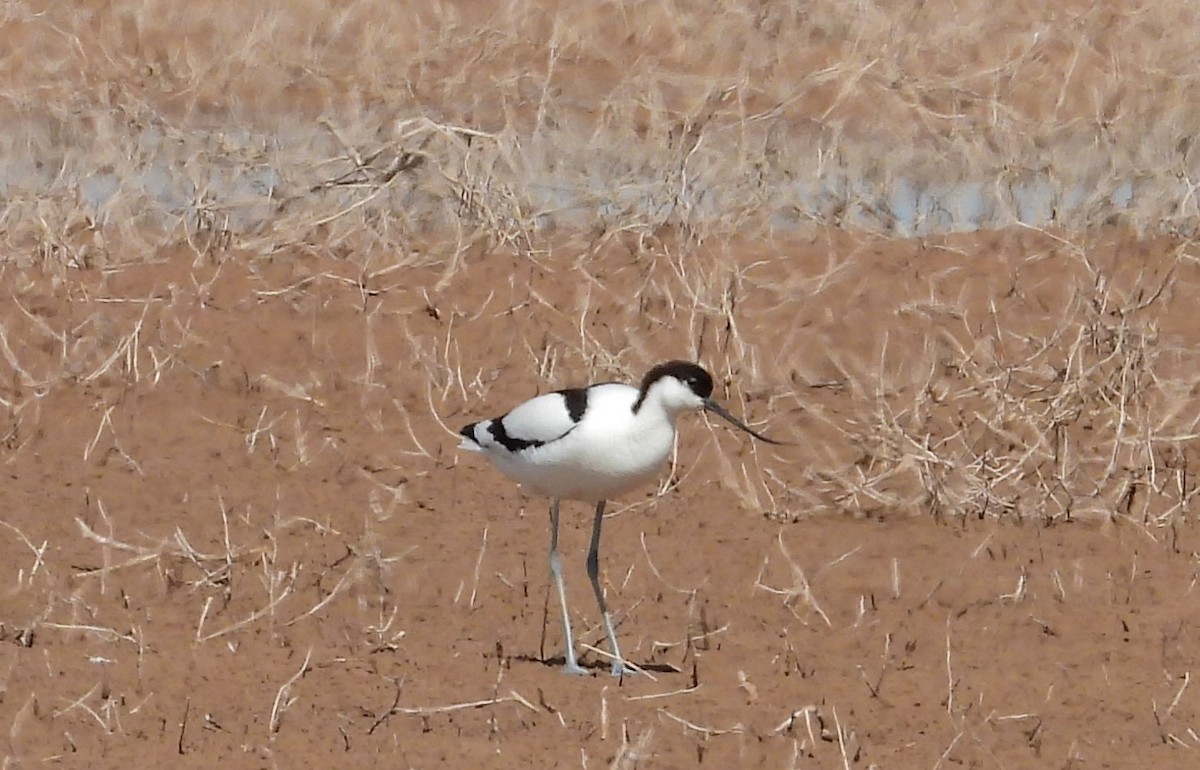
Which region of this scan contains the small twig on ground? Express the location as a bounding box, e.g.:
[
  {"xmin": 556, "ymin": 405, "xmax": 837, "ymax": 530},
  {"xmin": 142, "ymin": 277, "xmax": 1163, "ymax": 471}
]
[{"xmin": 269, "ymin": 649, "xmax": 312, "ymax": 735}]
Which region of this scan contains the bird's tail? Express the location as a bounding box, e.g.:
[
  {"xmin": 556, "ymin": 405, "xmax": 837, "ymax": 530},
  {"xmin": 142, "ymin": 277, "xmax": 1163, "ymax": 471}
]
[{"xmin": 458, "ymin": 423, "xmax": 485, "ymax": 452}]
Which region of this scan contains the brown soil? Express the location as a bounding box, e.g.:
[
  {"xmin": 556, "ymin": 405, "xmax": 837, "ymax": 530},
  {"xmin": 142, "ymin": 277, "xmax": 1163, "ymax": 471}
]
[{"xmin": 2, "ymin": 229, "xmax": 1199, "ymax": 768}]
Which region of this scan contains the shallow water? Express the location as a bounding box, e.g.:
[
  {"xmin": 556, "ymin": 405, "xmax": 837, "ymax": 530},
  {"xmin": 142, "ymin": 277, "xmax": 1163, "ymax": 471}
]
[{"xmin": 2, "ymin": 119, "xmax": 1193, "ymax": 238}]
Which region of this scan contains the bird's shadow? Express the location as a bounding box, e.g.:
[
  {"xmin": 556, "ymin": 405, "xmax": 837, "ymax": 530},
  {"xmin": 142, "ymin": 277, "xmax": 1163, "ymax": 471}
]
[{"xmin": 513, "ymin": 653, "xmax": 680, "ymax": 676}]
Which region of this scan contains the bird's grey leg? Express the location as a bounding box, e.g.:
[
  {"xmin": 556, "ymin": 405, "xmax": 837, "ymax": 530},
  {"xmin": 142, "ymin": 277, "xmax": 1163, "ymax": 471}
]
[
  {"xmin": 586, "ymin": 500, "xmax": 634, "ymax": 677},
  {"xmin": 549, "ymin": 498, "xmax": 587, "ymax": 675}
]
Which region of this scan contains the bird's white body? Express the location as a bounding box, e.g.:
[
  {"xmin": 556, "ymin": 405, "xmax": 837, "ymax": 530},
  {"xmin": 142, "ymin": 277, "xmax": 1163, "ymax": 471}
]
[{"xmin": 460, "ymin": 382, "xmax": 679, "ymax": 502}]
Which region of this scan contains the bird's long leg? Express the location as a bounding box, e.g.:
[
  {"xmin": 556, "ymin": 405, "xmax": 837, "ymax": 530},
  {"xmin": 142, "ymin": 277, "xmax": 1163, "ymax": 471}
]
[
  {"xmin": 586, "ymin": 500, "xmax": 633, "ymax": 677},
  {"xmin": 549, "ymin": 497, "xmax": 587, "ymax": 675}
]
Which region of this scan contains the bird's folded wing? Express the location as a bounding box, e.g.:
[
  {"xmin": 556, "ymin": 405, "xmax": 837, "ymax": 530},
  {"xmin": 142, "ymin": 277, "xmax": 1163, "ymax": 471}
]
[{"xmin": 472, "ymin": 391, "xmax": 582, "ymax": 452}]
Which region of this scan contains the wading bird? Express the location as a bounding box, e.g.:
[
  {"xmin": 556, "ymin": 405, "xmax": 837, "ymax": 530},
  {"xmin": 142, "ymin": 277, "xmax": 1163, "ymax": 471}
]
[{"xmin": 459, "ymin": 361, "xmax": 781, "ymax": 677}]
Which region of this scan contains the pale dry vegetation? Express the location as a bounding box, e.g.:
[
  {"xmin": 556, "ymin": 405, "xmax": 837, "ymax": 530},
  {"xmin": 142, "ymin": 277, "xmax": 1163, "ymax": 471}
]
[
  {"xmin": 733, "ymin": 230, "xmax": 1200, "ymax": 527},
  {"xmin": 1, "ymin": 1, "xmax": 1200, "ymax": 768},
  {"xmin": 2, "ymin": 0, "xmax": 1200, "ymax": 268}
]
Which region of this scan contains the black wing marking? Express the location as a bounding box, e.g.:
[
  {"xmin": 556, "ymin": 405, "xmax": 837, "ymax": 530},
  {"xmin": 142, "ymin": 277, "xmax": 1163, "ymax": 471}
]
[
  {"xmin": 558, "ymin": 387, "xmax": 589, "ymax": 423},
  {"xmin": 487, "ymin": 418, "xmax": 545, "ymax": 452}
]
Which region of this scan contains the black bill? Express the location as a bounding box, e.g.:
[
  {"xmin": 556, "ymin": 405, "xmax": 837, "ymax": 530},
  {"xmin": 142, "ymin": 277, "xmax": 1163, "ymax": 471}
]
[{"xmin": 704, "ymin": 399, "xmax": 785, "ymax": 445}]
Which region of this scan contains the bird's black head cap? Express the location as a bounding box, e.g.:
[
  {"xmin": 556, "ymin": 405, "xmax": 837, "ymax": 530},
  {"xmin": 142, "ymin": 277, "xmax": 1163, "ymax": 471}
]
[{"xmin": 639, "ymin": 360, "xmax": 714, "ymax": 399}]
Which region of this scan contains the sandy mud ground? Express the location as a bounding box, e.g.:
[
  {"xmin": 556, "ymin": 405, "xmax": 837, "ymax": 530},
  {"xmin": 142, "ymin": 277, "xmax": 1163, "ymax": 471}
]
[{"xmin": 1, "ymin": 230, "xmax": 1198, "ymax": 769}]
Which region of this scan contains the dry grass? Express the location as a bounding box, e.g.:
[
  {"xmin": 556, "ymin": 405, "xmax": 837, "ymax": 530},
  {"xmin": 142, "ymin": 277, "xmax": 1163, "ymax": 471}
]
[
  {"xmin": 2, "ymin": 0, "xmax": 1200, "ymax": 270},
  {"xmin": 778, "ymin": 230, "xmax": 1200, "ymax": 526}
]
